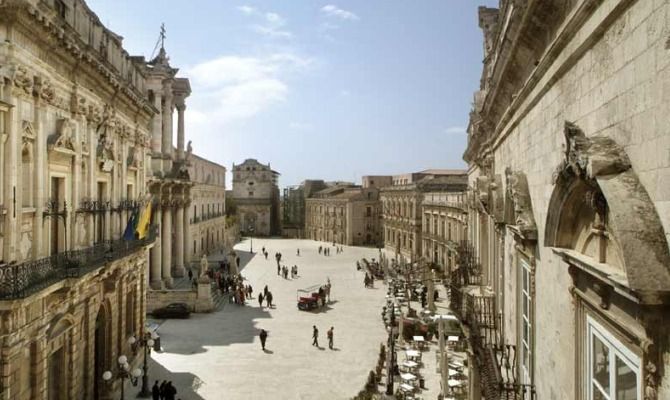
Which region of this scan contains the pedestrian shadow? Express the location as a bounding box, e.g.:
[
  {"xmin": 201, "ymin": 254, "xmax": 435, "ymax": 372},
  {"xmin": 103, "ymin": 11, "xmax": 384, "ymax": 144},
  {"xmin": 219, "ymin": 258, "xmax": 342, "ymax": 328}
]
[
  {"xmin": 263, "ymin": 349, "xmax": 274, "ymax": 354},
  {"xmin": 331, "ymin": 347, "xmax": 341, "ymax": 351},
  {"xmin": 316, "ymin": 346, "xmax": 325, "ymax": 351}
]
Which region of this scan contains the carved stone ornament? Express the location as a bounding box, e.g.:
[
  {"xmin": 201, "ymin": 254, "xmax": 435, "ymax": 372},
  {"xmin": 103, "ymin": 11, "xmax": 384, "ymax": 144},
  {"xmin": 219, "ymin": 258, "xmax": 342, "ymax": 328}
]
[
  {"xmin": 476, "ymin": 176, "xmax": 490, "ymax": 211},
  {"xmin": 22, "ymin": 120, "xmax": 36, "ymax": 140},
  {"xmin": 87, "ymin": 103, "xmax": 102, "ymax": 123},
  {"xmin": 97, "ymin": 127, "xmax": 115, "ymax": 170},
  {"xmin": 127, "ymin": 145, "xmax": 140, "ymax": 168},
  {"xmin": 48, "ymin": 118, "xmax": 75, "ymax": 152},
  {"xmin": 35, "ymin": 77, "xmax": 55, "ymax": 104},
  {"xmin": 70, "ymin": 92, "xmax": 87, "ymax": 115},
  {"xmin": 505, "ymin": 168, "xmax": 537, "ymax": 240},
  {"xmin": 644, "ymin": 361, "xmax": 657, "ymax": 400},
  {"xmin": 12, "ymin": 65, "xmax": 32, "ymax": 94}
]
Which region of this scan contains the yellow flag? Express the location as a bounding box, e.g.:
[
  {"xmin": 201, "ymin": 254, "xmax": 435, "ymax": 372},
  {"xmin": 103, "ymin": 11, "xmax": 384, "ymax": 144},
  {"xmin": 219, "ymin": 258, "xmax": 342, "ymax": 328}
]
[{"xmin": 135, "ymin": 202, "xmax": 152, "ymax": 239}]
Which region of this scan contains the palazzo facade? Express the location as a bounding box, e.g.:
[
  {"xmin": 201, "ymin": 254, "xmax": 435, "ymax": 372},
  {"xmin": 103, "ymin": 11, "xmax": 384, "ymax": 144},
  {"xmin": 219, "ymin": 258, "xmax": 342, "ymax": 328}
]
[
  {"xmin": 458, "ymin": 2, "xmax": 670, "ymax": 399},
  {"xmin": 0, "ymin": 0, "xmax": 155, "ymax": 398},
  {"xmin": 380, "ymin": 171, "xmax": 467, "ymax": 261},
  {"xmin": 421, "ymin": 191, "xmax": 467, "ymax": 276},
  {"xmin": 188, "ymin": 154, "xmax": 226, "ymax": 261}
]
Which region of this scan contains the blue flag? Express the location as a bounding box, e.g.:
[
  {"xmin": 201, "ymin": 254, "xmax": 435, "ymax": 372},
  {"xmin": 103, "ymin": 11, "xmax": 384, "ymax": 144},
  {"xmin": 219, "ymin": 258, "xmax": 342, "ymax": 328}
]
[{"xmin": 123, "ymin": 209, "xmax": 139, "ymax": 241}]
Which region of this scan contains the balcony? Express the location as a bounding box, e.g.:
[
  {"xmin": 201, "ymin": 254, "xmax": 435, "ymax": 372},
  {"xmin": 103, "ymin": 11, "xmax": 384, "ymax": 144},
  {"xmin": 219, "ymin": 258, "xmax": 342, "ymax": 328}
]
[
  {"xmin": 0, "ymin": 225, "xmax": 157, "ymax": 300},
  {"xmin": 482, "ymin": 345, "xmax": 536, "ymax": 400}
]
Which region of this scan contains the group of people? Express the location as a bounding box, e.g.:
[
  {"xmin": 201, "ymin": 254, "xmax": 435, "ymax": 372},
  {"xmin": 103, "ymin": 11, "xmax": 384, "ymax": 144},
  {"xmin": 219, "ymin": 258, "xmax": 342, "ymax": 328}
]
[
  {"xmin": 151, "ymin": 380, "xmax": 179, "ymax": 400},
  {"xmin": 318, "ymin": 246, "xmax": 331, "ymax": 256},
  {"xmin": 258, "ymin": 285, "xmax": 274, "ymax": 308},
  {"xmin": 311, "ymin": 325, "xmax": 336, "ymax": 350},
  {"xmin": 363, "ymin": 272, "xmax": 375, "ymax": 288},
  {"xmin": 278, "ymin": 264, "xmax": 299, "ymax": 279}
]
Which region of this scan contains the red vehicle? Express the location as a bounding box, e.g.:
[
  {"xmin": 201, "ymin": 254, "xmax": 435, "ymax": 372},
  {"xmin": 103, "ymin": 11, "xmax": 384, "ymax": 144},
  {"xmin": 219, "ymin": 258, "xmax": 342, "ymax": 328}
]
[{"xmin": 297, "ymin": 284, "xmax": 326, "ymax": 311}]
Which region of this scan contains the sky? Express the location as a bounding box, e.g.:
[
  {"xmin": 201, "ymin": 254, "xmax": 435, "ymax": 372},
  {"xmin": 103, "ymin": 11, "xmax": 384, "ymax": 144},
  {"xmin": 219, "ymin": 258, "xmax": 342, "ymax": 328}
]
[{"xmin": 86, "ymin": 0, "xmax": 498, "ymax": 188}]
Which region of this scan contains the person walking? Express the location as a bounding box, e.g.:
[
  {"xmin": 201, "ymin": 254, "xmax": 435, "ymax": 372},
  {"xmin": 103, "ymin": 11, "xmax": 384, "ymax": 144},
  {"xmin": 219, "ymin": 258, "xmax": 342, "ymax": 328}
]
[
  {"xmin": 152, "ymin": 380, "xmax": 161, "ymax": 400},
  {"xmin": 187, "ymin": 268, "xmax": 193, "ymax": 282},
  {"xmin": 327, "ymin": 326, "xmax": 334, "ymax": 350},
  {"xmin": 297, "ymin": 248, "xmax": 300, "ymax": 256},
  {"xmin": 312, "ymin": 325, "xmax": 319, "ymax": 347},
  {"xmin": 264, "ymin": 285, "xmax": 268, "ymax": 296},
  {"xmin": 159, "ymin": 380, "xmax": 167, "ymax": 400},
  {"xmin": 259, "ymin": 329, "xmax": 268, "ymax": 350},
  {"xmin": 166, "ymin": 381, "xmax": 177, "ymax": 400},
  {"xmin": 258, "ymin": 292, "xmax": 264, "ymax": 308},
  {"xmin": 266, "ymin": 291, "xmax": 273, "ymax": 308}
]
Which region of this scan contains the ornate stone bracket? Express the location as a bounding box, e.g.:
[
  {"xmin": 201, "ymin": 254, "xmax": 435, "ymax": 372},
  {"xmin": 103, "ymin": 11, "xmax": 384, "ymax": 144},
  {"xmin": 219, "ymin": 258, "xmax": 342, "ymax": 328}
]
[
  {"xmin": 47, "ymin": 118, "xmax": 76, "ymax": 153},
  {"xmin": 504, "ymin": 168, "xmax": 537, "ymax": 241}
]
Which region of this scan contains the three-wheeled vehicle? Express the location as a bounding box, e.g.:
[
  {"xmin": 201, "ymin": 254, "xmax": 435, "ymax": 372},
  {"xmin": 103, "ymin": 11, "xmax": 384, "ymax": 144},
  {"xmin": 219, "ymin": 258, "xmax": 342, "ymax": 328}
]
[{"xmin": 297, "ymin": 284, "xmax": 326, "ymax": 311}]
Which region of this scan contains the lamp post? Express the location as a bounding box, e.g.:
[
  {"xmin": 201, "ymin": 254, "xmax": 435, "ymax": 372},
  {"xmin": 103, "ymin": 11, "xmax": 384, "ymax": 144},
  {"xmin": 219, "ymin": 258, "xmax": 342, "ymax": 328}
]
[
  {"xmin": 385, "ymin": 302, "xmax": 396, "ymax": 395},
  {"xmin": 129, "ymin": 330, "xmax": 159, "ymax": 398},
  {"xmin": 248, "ymin": 225, "xmax": 254, "ymax": 253},
  {"xmin": 102, "ymin": 354, "xmax": 143, "ymax": 400}
]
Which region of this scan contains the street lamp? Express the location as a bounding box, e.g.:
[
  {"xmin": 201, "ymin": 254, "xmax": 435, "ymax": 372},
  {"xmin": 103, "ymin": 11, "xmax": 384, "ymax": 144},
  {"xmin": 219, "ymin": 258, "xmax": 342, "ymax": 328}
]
[
  {"xmin": 129, "ymin": 330, "xmax": 159, "ymax": 398},
  {"xmin": 248, "ymin": 225, "xmax": 254, "ymax": 253},
  {"xmin": 102, "ymin": 355, "xmax": 143, "ymax": 400},
  {"xmin": 386, "ymin": 302, "xmax": 396, "ymax": 395}
]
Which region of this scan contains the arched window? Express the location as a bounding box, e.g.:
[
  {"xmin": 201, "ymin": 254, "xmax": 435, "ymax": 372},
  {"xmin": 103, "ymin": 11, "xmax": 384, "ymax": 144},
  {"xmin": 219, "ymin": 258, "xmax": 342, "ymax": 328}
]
[{"xmin": 125, "ymin": 291, "xmax": 135, "ymax": 335}]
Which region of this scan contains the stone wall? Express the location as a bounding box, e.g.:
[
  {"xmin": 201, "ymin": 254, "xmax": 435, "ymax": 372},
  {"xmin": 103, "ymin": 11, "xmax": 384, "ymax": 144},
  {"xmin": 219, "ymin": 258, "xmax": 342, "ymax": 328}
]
[{"xmin": 147, "ymin": 285, "xmax": 213, "ymax": 314}]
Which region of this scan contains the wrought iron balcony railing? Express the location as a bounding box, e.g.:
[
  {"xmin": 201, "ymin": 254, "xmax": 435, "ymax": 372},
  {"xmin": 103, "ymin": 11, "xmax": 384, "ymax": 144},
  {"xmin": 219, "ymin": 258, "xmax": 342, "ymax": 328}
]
[
  {"xmin": 0, "ymin": 225, "xmax": 157, "ymax": 300},
  {"xmin": 481, "ymin": 344, "xmax": 536, "ymax": 400}
]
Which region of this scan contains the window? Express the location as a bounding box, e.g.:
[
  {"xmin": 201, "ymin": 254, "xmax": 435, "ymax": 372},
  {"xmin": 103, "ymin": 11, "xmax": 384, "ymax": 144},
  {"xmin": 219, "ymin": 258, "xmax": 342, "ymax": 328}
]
[
  {"xmin": 54, "ymin": 0, "xmax": 66, "ymax": 18},
  {"xmin": 249, "ymin": 191, "xmax": 254, "ymax": 196},
  {"xmin": 519, "ymin": 258, "xmax": 532, "ymax": 384},
  {"xmin": 366, "ymin": 207, "xmax": 372, "ymax": 217},
  {"xmin": 193, "ymin": 240, "xmax": 197, "ymax": 254},
  {"xmin": 587, "ymin": 317, "xmax": 640, "ymax": 400}
]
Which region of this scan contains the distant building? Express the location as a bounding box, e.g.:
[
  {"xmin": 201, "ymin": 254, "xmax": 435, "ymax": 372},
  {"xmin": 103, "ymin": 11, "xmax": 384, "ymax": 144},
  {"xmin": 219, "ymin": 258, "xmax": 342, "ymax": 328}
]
[
  {"xmin": 281, "ymin": 180, "xmax": 328, "ymax": 238},
  {"xmin": 232, "ymin": 159, "xmax": 280, "ymax": 236},
  {"xmin": 187, "ymin": 154, "xmax": 227, "ymax": 261},
  {"xmin": 380, "ymin": 171, "xmax": 467, "ymax": 261},
  {"xmin": 305, "ymin": 183, "xmax": 383, "ymax": 246},
  {"xmin": 420, "ymin": 190, "xmax": 467, "ymax": 274}
]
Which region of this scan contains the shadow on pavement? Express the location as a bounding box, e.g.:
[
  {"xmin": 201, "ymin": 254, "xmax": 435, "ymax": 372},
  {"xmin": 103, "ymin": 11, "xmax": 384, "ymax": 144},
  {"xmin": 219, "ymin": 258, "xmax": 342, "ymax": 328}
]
[
  {"xmin": 155, "ymin": 305, "xmax": 272, "ymax": 355},
  {"xmin": 145, "ymin": 357, "xmax": 206, "ymax": 400}
]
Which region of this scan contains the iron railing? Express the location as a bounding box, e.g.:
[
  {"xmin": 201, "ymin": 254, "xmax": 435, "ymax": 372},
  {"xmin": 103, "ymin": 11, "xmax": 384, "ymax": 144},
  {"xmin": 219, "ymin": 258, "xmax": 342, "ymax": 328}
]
[{"xmin": 0, "ymin": 225, "xmax": 157, "ymax": 300}]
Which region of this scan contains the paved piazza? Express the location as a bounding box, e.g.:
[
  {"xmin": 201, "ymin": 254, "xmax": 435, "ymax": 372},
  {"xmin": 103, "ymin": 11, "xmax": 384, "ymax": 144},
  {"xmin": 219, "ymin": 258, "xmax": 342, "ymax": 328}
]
[{"xmin": 149, "ymin": 238, "xmax": 387, "ymax": 399}]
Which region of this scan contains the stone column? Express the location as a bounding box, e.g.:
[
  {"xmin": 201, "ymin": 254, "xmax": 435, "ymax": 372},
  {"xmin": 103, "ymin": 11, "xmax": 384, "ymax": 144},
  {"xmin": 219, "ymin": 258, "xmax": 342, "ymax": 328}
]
[
  {"xmin": 173, "ymin": 204, "xmax": 185, "ymax": 277},
  {"xmin": 151, "ymin": 93, "xmax": 162, "ymax": 154},
  {"xmin": 33, "ymin": 98, "xmax": 45, "ymax": 257},
  {"xmin": 161, "ymin": 88, "xmax": 173, "ymax": 157},
  {"xmin": 183, "ymin": 202, "xmax": 192, "ymax": 271},
  {"xmin": 176, "ymin": 100, "xmax": 185, "ymax": 160},
  {"xmin": 161, "ymin": 205, "xmax": 173, "ymax": 288},
  {"xmin": 150, "ymin": 206, "xmax": 163, "ymax": 289}
]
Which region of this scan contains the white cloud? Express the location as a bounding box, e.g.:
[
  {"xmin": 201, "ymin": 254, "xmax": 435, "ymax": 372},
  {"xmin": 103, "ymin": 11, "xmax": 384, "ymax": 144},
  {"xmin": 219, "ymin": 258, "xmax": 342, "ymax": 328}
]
[
  {"xmin": 237, "ymin": 5, "xmax": 256, "ymax": 15},
  {"xmin": 186, "ymin": 53, "xmax": 314, "ymax": 126},
  {"xmin": 321, "ymin": 5, "xmax": 359, "ymax": 21},
  {"xmin": 252, "ymin": 25, "xmax": 293, "ymax": 38},
  {"xmin": 444, "ymin": 126, "xmax": 466, "ymax": 135}
]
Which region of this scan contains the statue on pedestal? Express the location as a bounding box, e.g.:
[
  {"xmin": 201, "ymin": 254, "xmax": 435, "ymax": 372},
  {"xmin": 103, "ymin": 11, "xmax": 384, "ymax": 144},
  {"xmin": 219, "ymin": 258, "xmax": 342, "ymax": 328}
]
[{"xmin": 198, "ymin": 254, "xmax": 210, "ymax": 284}]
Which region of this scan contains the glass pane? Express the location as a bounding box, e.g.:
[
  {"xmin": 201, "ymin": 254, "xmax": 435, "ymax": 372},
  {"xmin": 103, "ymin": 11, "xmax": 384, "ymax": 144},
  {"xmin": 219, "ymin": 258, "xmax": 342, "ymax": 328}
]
[
  {"xmin": 593, "ymin": 335, "xmax": 610, "ymax": 394},
  {"xmin": 523, "ymin": 294, "xmax": 528, "ymax": 316},
  {"xmin": 615, "ymin": 355, "xmax": 638, "ymax": 400},
  {"xmin": 593, "ymin": 383, "xmax": 609, "ymax": 400},
  {"xmin": 522, "ymin": 267, "xmax": 528, "ymax": 290}
]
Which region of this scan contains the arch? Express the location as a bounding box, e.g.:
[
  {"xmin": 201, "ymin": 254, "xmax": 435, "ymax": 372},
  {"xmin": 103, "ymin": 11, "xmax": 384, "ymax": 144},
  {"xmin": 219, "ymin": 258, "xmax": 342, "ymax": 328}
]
[
  {"xmin": 545, "ymin": 122, "xmax": 670, "ymax": 297},
  {"xmin": 47, "ymin": 313, "xmax": 75, "ymax": 340}
]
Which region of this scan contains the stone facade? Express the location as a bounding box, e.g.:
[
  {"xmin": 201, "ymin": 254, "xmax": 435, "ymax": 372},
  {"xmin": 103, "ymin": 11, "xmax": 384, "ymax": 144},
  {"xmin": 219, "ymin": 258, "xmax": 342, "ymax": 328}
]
[
  {"xmin": 459, "ymin": 2, "xmax": 670, "ymax": 399},
  {"xmin": 187, "ymin": 154, "xmax": 226, "ymax": 262},
  {"xmin": 0, "ymin": 1, "xmax": 156, "ymax": 398},
  {"xmin": 305, "ymin": 184, "xmax": 383, "ymax": 246},
  {"xmin": 232, "ymin": 159, "xmax": 280, "ymax": 236},
  {"xmin": 421, "ymin": 191, "xmax": 467, "ymax": 275},
  {"xmin": 281, "ymin": 179, "xmax": 328, "ymax": 238},
  {"xmin": 380, "ymin": 172, "xmax": 467, "ymax": 261}
]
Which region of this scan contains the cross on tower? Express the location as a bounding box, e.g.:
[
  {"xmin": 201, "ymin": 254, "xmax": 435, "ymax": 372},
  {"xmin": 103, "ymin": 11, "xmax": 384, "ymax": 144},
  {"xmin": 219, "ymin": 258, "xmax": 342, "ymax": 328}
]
[{"xmin": 159, "ymin": 23, "xmax": 166, "ymax": 49}]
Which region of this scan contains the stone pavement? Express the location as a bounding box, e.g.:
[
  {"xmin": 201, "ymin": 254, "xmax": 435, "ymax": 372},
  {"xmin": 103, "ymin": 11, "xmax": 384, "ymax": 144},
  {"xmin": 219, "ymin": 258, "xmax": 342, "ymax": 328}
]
[{"xmin": 144, "ymin": 238, "xmax": 388, "ymax": 399}]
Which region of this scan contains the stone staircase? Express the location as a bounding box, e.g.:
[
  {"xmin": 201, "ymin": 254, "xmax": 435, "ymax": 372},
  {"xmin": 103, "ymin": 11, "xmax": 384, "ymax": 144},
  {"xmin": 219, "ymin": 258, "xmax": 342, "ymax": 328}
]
[{"xmin": 210, "ymin": 284, "xmax": 230, "ymax": 311}]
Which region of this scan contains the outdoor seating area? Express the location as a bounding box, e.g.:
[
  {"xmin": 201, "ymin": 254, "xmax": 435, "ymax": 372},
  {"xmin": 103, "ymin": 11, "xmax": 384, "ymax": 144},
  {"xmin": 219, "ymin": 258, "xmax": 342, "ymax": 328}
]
[{"xmin": 377, "ymin": 274, "xmax": 470, "ymax": 400}]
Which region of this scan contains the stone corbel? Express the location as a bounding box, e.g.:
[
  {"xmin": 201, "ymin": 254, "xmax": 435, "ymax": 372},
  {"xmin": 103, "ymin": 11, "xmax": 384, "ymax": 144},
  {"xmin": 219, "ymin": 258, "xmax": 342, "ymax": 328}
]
[
  {"xmin": 505, "ymin": 167, "xmax": 537, "ymax": 241},
  {"xmin": 34, "ymin": 76, "xmax": 55, "ymax": 104},
  {"xmin": 47, "ymin": 118, "xmax": 76, "ymax": 153},
  {"xmin": 11, "ymin": 65, "xmax": 33, "ymax": 95}
]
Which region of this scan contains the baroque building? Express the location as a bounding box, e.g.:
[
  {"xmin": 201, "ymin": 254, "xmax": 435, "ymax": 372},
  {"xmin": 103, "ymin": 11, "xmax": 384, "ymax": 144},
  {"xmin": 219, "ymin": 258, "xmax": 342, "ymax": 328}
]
[
  {"xmin": 380, "ymin": 170, "xmax": 467, "ymax": 261},
  {"xmin": 187, "ymin": 153, "xmax": 226, "ymax": 260},
  {"xmin": 231, "ymin": 159, "xmax": 280, "ymax": 236},
  {"xmin": 421, "ymin": 191, "xmax": 467, "ymax": 276},
  {"xmin": 305, "ymin": 181, "xmax": 383, "ymax": 246},
  {"xmin": 137, "ymin": 43, "xmax": 192, "ymax": 290},
  {"xmin": 281, "ymin": 179, "xmax": 328, "ymax": 238},
  {"xmin": 457, "ymin": 2, "xmax": 670, "ymax": 399},
  {"xmin": 0, "ymin": 0, "xmax": 156, "ymax": 398}
]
